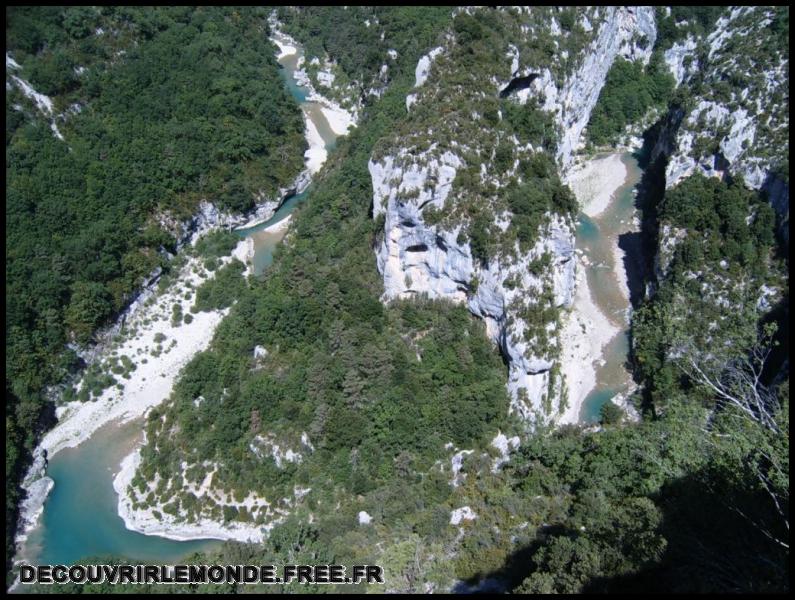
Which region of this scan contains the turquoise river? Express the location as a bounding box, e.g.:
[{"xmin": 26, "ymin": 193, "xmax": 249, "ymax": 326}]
[
  {"xmin": 577, "ymin": 153, "xmax": 644, "ymax": 422},
  {"xmin": 16, "ymin": 33, "xmax": 340, "ymax": 574},
  {"xmin": 14, "ymin": 45, "xmax": 643, "ymax": 578}
]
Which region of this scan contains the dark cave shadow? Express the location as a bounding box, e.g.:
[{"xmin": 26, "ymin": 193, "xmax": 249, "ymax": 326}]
[{"xmin": 618, "ymin": 230, "xmax": 646, "ymax": 310}]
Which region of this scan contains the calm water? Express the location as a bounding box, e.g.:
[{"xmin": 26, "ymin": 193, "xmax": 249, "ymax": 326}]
[
  {"xmin": 577, "ymin": 153, "xmax": 643, "ymax": 423},
  {"xmin": 239, "ymin": 34, "xmax": 339, "ymax": 276},
  {"xmin": 21, "ymin": 421, "xmax": 219, "ymax": 567},
  {"xmin": 18, "ymin": 32, "xmax": 341, "ymax": 574},
  {"xmin": 237, "ymin": 189, "xmax": 310, "ymax": 275}
]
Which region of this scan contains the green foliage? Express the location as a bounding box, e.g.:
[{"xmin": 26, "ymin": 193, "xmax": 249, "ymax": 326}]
[
  {"xmin": 632, "ymin": 175, "xmax": 781, "ymax": 408},
  {"xmin": 655, "ymin": 6, "xmax": 727, "ymax": 49},
  {"xmin": 277, "ymin": 6, "xmax": 452, "ymax": 94},
  {"xmin": 627, "ymin": 167, "xmax": 787, "ymax": 592},
  {"xmin": 468, "ymin": 211, "xmax": 495, "ymax": 264},
  {"xmin": 502, "ymin": 97, "xmax": 557, "ymax": 151},
  {"xmin": 79, "ymin": 363, "xmax": 117, "ymax": 401},
  {"xmin": 194, "ymin": 230, "xmax": 240, "ymax": 261},
  {"xmin": 134, "ymin": 21, "xmax": 513, "ymax": 564},
  {"xmin": 599, "ymin": 400, "xmax": 623, "ymax": 425},
  {"xmin": 453, "ymin": 13, "xmax": 486, "ymax": 45},
  {"xmin": 586, "ymin": 56, "xmax": 675, "ymax": 146},
  {"xmin": 660, "ymin": 175, "xmax": 776, "ymax": 267},
  {"xmin": 63, "ymin": 281, "xmax": 114, "ymax": 344},
  {"xmin": 7, "ymin": 8, "xmax": 788, "ymax": 595},
  {"xmin": 5, "ymin": 6, "xmax": 306, "ymax": 573},
  {"xmin": 504, "ymin": 153, "xmax": 577, "ymax": 251},
  {"xmin": 170, "ymin": 303, "xmax": 183, "ymax": 327},
  {"xmin": 192, "ymin": 260, "xmax": 246, "ymax": 312},
  {"xmin": 493, "ymin": 139, "xmax": 514, "ymax": 173}
]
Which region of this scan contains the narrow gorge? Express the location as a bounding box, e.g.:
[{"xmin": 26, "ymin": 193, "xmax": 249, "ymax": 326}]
[
  {"xmin": 369, "ymin": 6, "xmax": 657, "ymax": 424},
  {"xmin": 11, "ymin": 21, "xmax": 354, "ymax": 573},
  {"xmin": 6, "ymin": 6, "xmax": 788, "ymax": 594}
]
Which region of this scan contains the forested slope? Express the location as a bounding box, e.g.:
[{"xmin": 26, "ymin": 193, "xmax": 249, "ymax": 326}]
[
  {"xmin": 9, "ymin": 6, "xmax": 789, "ymax": 593},
  {"xmin": 94, "ymin": 6, "xmax": 791, "ymax": 593},
  {"xmin": 6, "ymin": 5, "xmax": 306, "ymax": 571}
]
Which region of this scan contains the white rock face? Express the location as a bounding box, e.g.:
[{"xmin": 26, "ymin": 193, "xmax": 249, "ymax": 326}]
[
  {"xmin": 450, "ymin": 449, "xmax": 474, "ymax": 487},
  {"xmin": 6, "ymin": 52, "xmax": 22, "ymax": 70},
  {"xmin": 490, "ymin": 432, "xmax": 520, "ymax": 473},
  {"xmin": 665, "ymin": 101, "xmax": 765, "ymax": 192},
  {"xmin": 7, "ymin": 69, "xmax": 69, "ymax": 142},
  {"xmin": 557, "ymin": 7, "xmax": 656, "ymax": 165},
  {"xmin": 664, "ymin": 36, "xmax": 698, "ymax": 86},
  {"xmin": 369, "ymin": 8, "xmax": 658, "ymax": 424},
  {"xmin": 414, "ymin": 46, "xmax": 444, "ymax": 88},
  {"xmin": 156, "ymin": 165, "xmax": 310, "ymax": 248},
  {"xmin": 450, "ymin": 506, "xmax": 477, "ymax": 525},
  {"xmin": 655, "ymin": 224, "xmax": 689, "ymax": 283},
  {"xmin": 316, "ymin": 69, "xmax": 335, "ymax": 88},
  {"xmin": 15, "ymin": 448, "xmax": 53, "ymax": 544},
  {"xmin": 114, "ymin": 449, "xmax": 297, "ymax": 543},
  {"xmin": 369, "ymin": 146, "xmax": 575, "ymax": 422},
  {"xmin": 10, "ymin": 75, "xmax": 54, "ymax": 115},
  {"xmin": 507, "ymin": 44, "xmax": 520, "ymax": 76},
  {"xmin": 513, "ymin": 7, "xmax": 656, "ymax": 167},
  {"xmin": 249, "ymin": 434, "xmax": 304, "ymax": 468},
  {"xmin": 371, "ymin": 6, "xmax": 786, "ymax": 426},
  {"xmin": 658, "ymin": 5, "xmax": 788, "ymax": 225}
]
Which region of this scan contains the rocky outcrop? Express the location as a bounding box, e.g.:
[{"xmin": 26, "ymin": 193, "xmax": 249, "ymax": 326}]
[
  {"xmin": 407, "ymin": 46, "xmax": 445, "ymax": 112},
  {"xmin": 236, "ymin": 170, "xmax": 312, "ymax": 230},
  {"xmin": 13, "ymin": 448, "xmax": 53, "ymax": 549},
  {"xmin": 414, "ymin": 46, "xmax": 444, "ymax": 88},
  {"xmin": 656, "ymin": 7, "xmax": 788, "ymax": 226},
  {"xmin": 114, "ymin": 449, "xmax": 289, "ymax": 543},
  {"xmin": 6, "ymin": 53, "xmax": 67, "ymax": 140},
  {"xmin": 370, "ymin": 147, "xmax": 575, "ymax": 422},
  {"xmin": 370, "ymin": 8, "xmax": 662, "ymax": 423},
  {"xmin": 154, "ymin": 167, "xmax": 311, "ymax": 254},
  {"xmin": 269, "ymin": 13, "xmax": 362, "ymax": 123},
  {"xmin": 643, "ymin": 6, "xmax": 788, "ymax": 316},
  {"xmin": 664, "ymin": 101, "xmax": 764, "ymax": 191},
  {"xmin": 510, "ymin": 7, "xmax": 657, "ymax": 167},
  {"xmin": 664, "ymin": 35, "xmax": 698, "ymax": 87}
]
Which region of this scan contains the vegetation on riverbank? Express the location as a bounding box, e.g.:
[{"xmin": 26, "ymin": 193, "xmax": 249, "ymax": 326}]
[
  {"xmin": 586, "ymin": 55, "xmax": 675, "ymax": 147},
  {"xmin": 6, "ymin": 6, "xmax": 306, "ymax": 577},
  {"xmin": 9, "ymin": 6, "xmax": 789, "ymax": 594}
]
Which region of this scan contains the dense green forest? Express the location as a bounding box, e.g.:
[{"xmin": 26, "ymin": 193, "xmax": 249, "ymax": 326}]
[
  {"xmin": 277, "ymin": 6, "xmax": 453, "ymax": 96},
  {"xmin": 124, "ymin": 6, "xmax": 520, "ymax": 576},
  {"xmin": 9, "ymin": 6, "xmax": 789, "ymax": 593},
  {"xmin": 42, "ymin": 8, "xmax": 788, "ymax": 594},
  {"xmin": 633, "ymin": 174, "xmax": 784, "ymax": 409},
  {"xmin": 5, "ymin": 5, "xmax": 306, "ymax": 574},
  {"xmin": 586, "ymin": 55, "xmax": 675, "ymax": 147}
]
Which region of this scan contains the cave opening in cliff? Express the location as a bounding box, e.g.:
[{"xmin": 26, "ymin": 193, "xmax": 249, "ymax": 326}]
[{"xmin": 498, "ymin": 73, "xmax": 540, "ymax": 98}]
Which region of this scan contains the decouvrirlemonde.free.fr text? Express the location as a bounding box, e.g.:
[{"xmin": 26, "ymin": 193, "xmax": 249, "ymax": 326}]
[{"xmin": 20, "ymin": 564, "xmax": 385, "ymax": 585}]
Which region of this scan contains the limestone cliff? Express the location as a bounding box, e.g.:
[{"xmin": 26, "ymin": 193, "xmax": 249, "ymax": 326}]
[
  {"xmin": 659, "ymin": 7, "xmax": 788, "ymax": 233},
  {"xmin": 370, "ymin": 150, "xmax": 575, "ymax": 421},
  {"xmin": 369, "ymin": 7, "xmax": 658, "ymax": 423},
  {"xmin": 650, "ymin": 6, "xmax": 789, "ymax": 277}
]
